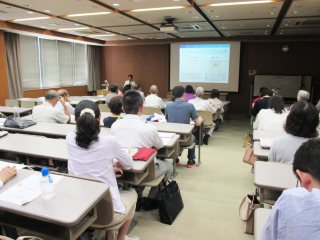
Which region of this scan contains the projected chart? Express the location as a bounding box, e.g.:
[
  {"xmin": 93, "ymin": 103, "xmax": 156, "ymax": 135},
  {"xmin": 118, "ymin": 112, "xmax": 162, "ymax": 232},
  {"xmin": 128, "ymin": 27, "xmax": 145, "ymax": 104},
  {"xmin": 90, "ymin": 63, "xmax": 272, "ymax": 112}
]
[{"xmin": 179, "ymin": 44, "xmax": 230, "ymax": 83}]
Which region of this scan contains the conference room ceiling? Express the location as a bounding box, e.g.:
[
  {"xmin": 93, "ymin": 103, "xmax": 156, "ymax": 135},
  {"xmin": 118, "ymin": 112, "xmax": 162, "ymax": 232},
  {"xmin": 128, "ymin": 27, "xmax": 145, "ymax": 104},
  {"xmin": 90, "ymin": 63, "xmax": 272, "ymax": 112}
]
[{"xmin": 0, "ymin": 0, "xmax": 319, "ymax": 42}]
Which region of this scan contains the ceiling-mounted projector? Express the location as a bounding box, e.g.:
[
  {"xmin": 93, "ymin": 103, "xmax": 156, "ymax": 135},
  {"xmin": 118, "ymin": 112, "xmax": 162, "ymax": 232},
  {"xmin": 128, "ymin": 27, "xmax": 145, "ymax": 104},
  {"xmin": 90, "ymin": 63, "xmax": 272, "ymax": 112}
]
[{"xmin": 160, "ymin": 17, "xmax": 178, "ymax": 33}]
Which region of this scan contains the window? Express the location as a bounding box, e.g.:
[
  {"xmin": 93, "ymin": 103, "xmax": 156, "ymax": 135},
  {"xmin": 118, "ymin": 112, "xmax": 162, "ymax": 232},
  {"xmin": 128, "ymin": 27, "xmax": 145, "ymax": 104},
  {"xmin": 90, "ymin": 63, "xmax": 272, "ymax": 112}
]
[{"xmin": 19, "ymin": 35, "xmax": 88, "ymax": 89}]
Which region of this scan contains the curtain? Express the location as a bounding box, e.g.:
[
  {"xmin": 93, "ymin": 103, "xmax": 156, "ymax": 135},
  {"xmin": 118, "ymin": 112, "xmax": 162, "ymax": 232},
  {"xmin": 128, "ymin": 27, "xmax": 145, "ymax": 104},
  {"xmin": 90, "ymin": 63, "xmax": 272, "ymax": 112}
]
[
  {"xmin": 87, "ymin": 45, "xmax": 101, "ymax": 92},
  {"xmin": 5, "ymin": 32, "xmax": 23, "ymax": 99}
]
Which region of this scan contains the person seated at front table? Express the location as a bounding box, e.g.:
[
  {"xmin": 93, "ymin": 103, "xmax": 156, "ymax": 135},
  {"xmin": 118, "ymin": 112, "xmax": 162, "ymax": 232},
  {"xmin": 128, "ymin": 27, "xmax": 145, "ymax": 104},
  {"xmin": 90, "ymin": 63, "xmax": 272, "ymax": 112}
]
[
  {"xmin": 189, "ymin": 87, "xmax": 216, "ymax": 145},
  {"xmin": 144, "ymin": 85, "xmax": 165, "ymax": 109},
  {"xmin": 124, "ymin": 74, "xmax": 136, "ymax": 88},
  {"xmin": 67, "ymin": 100, "xmax": 137, "ymax": 240},
  {"xmin": 183, "ymin": 85, "xmax": 196, "ymax": 102},
  {"xmin": 133, "ymin": 84, "xmax": 145, "ymax": 101},
  {"xmin": 166, "ymin": 86, "xmax": 203, "ymax": 168},
  {"xmin": 262, "ymin": 138, "xmax": 320, "ymax": 240},
  {"xmin": 251, "ymin": 88, "xmax": 274, "ymax": 117},
  {"xmin": 254, "ymin": 95, "xmax": 288, "ymax": 131},
  {"xmin": 55, "ymin": 89, "xmax": 75, "ymax": 115},
  {"xmin": 32, "ymin": 90, "xmax": 71, "ymax": 124},
  {"xmin": 269, "ymin": 101, "xmax": 319, "ymax": 164},
  {"xmin": 111, "ymin": 90, "xmax": 172, "ymax": 177},
  {"xmin": 105, "ymin": 84, "xmax": 121, "ymax": 105},
  {"xmin": 0, "ymin": 166, "xmax": 17, "ymax": 189},
  {"xmin": 103, "ymin": 96, "xmax": 123, "ymax": 128}
]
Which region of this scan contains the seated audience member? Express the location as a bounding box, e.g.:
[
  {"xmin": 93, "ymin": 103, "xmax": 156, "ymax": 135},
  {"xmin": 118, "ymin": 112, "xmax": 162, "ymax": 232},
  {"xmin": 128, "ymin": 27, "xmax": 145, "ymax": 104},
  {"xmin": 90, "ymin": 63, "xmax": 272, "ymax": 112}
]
[
  {"xmin": 208, "ymin": 89, "xmax": 224, "ymax": 114},
  {"xmin": 254, "ymin": 95, "xmax": 288, "ymax": 131},
  {"xmin": 316, "ymin": 99, "xmax": 320, "ymax": 112},
  {"xmin": 111, "ymin": 90, "xmax": 172, "ymax": 177},
  {"xmin": 144, "ymin": 85, "xmax": 165, "ymax": 109},
  {"xmin": 262, "ymin": 139, "xmax": 320, "ymax": 240},
  {"xmin": 122, "ymin": 84, "xmax": 132, "ymax": 94},
  {"xmin": 67, "ymin": 100, "xmax": 136, "ymax": 240},
  {"xmin": 251, "ymin": 88, "xmax": 274, "ymax": 117},
  {"xmin": 133, "ymin": 84, "xmax": 145, "ymax": 100},
  {"xmin": 269, "ymin": 102, "xmax": 319, "ymax": 164},
  {"xmin": 33, "ymin": 90, "xmax": 70, "ymax": 124},
  {"xmin": 124, "ymin": 74, "xmax": 136, "ymax": 88},
  {"xmin": 183, "ymin": 85, "xmax": 196, "ymax": 102},
  {"xmin": 103, "ymin": 96, "xmax": 123, "ymax": 128},
  {"xmin": 105, "ymin": 84, "xmax": 120, "ymax": 104},
  {"xmin": 0, "ymin": 166, "xmax": 17, "ymax": 189},
  {"xmin": 55, "ymin": 89, "xmax": 75, "ymax": 115},
  {"xmin": 297, "ymin": 90, "xmax": 310, "ymax": 103},
  {"xmin": 166, "ymin": 86, "xmax": 203, "ymax": 168},
  {"xmin": 189, "ymin": 87, "xmax": 216, "ymax": 144},
  {"xmin": 252, "ymin": 87, "xmax": 267, "ymax": 108}
]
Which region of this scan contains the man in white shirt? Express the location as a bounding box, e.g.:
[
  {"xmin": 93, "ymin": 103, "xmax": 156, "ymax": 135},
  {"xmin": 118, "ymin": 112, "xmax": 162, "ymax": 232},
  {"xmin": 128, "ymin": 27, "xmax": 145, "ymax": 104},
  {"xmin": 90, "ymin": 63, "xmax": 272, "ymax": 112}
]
[
  {"xmin": 124, "ymin": 74, "xmax": 136, "ymax": 88},
  {"xmin": 55, "ymin": 89, "xmax": 75, "ymax": 115},
  {"xmin": 144, "ymin": 85, "xmax": 165, "ymax": 109},
  {"xmin": 0, "ymin": 166, "xmax": 16, "ymax": 189},
  {"xmin": 33, "ymin": 90, "xmax": 71, "ymax": 124},
  {"xmin": 262, "ymin": 138, "xmax": 320, "ymax": 240},
  {"xmin": 189, "ymin": 87, "xmax": 216, "ymax": 144}
]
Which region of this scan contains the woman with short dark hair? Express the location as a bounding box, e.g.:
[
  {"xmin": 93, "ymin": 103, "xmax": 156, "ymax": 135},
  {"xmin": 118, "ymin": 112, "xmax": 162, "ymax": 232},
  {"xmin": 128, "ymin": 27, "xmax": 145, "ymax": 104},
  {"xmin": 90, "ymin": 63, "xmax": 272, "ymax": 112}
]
[
  {"xmin": 103, "ymin": 96, "xmax": 123, "ymax": 128},
  {"xmin": 254, "ymin": 95, "xmax": 288, "ymax": 131},
  {"xmin": 183, "ymin": 85, "xmax": 195, "ymax": 102},
  {"xmin": 66, "ymin": 100, "xmax": 137, "ymax": 240},
  {"xmin": 269, "ymin": 101, "xmax": 319, "ymax": 163}
]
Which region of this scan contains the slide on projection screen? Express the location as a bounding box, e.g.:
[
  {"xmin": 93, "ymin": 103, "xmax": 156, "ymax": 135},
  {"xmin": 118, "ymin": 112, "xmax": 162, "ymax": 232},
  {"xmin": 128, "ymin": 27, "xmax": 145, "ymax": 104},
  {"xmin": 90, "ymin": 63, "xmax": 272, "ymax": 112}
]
[{"xmin": 170, "ymin": 42, "xmax": 241, "ymax": 92}]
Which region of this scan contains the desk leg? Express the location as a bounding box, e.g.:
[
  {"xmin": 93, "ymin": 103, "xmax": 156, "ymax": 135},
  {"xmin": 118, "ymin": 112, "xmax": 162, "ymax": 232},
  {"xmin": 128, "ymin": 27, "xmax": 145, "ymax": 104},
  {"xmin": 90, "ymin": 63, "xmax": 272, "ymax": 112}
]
[{"xmin": 197, "ymin": 124, "xmax": 202, "ymax": 166}]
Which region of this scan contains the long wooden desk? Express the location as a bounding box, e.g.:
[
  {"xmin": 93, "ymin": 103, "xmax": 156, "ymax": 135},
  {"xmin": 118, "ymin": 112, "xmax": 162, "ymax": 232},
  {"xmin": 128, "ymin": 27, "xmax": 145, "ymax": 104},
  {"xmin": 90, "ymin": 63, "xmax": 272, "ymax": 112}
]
[
  {"xmin": 253, "ymin": 130, "xmax": 285, "ymax": 141},
  {"xmin": 0, "ymin": 106, "xmax": 32, "ymax": 116},
  {"xmin": 0, "ymin": 134, "xmax": 156, "ymax": 185},
  {"xmin": 254, "ymin": 161, "xmax": 297, "ymax": 204},
  {"xmin": 253, "ymin": 141, "xmax": 269, "ymax": 160},
  {"xmin": 0, "ymin": 169, "xmax": 108, "ymax": 239},
  {"xmin": 17, "ymin": 98, "xmax": 43, "ymax": 105}
]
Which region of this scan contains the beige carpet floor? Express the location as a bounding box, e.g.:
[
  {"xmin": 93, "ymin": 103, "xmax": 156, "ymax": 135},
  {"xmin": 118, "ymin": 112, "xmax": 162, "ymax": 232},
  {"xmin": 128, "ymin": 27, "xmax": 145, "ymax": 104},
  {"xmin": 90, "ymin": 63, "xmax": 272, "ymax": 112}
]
[{"xmin": 131, "ymin": 116, "xmax": 254, "ymax": 240}]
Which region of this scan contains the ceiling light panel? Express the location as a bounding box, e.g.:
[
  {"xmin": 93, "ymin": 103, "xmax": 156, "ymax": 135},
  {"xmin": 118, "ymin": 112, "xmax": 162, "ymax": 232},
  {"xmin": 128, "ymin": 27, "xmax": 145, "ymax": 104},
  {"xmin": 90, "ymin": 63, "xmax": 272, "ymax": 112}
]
[
  {"xmin": 200, "ymin": 1, "xmax": 283, "ymax": 20},
  {"xmin": 129, "ymin": 7, "xmax": 204, "ymax": 24},
  {"xmin": 280, "ymin": 16, "xmax": 320, "ymax": 28},
  {"xmin": 130, "ymin": 32, "xmax": 175, "ymax": 40},
  {"xmin": 103, "ymin": 25, "xmax": 158, "ymax": 34},
  {"xmin": 285, "ymin": 0, "xmax": 320, "ymax": 17},
  {"xmin": 1, "ymin": 0, "xmax": 105, "ymax": 15},
  {"xmin": 91, "ymin": 35, "xmax": 130, "ymax": 41},
  {"xmin": 0, "ymin": 3, "xmax": 45, "ymax": 21},
  {"xmin": 99, "ymin": 0, "xmax": 190, "ymax": 11},
  {"xmin": 276, "ymin": 27, "xmax": 320, "ymax": 35},
  {"xmin": 215, "ymin": 19, "xmax": 276, "ymax": 30},
  {"xmin": 178, "ymin": 31, "xmax": 220, "ymax": 38},
  {"xmin": 222, "ymin": 29, "xmax": 270, "ymax": 36}
]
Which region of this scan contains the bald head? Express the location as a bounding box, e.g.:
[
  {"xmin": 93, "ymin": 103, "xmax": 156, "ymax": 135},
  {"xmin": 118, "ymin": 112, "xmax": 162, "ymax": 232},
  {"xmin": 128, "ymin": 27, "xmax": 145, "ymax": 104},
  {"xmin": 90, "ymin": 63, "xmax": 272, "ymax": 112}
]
[
  {"xmin": 45, "ymin": 90, "xmax": 59, "ymax": 106},
  {"xmin": 57, "ymin": 89, "xmax": 70, "ymax": 101},
  {"xmin": 149, "ymin": 85, "xmax": 158, "ymax": 94}
]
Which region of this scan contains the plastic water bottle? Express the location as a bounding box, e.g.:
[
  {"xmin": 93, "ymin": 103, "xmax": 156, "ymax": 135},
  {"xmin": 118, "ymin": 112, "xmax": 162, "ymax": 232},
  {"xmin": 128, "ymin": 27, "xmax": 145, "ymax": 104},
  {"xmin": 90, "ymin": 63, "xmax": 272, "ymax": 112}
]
[
  {"xmin": 40, "ymin": 167, "xmax": 55, "ymax": 200},
  {"xmin": 13, "ymin": 107, "xmax": 20, "ymax": 120}
]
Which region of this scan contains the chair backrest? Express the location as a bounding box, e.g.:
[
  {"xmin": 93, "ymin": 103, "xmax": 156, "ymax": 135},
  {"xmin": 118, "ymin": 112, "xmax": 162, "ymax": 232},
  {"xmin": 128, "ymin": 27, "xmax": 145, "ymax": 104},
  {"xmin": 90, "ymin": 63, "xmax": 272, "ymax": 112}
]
[
  {"xmin": 20, "ymin": 101, "xmax": 36, "ymax": 108},
  {"xmin": 143, "ymin": 106, "xmax": 163, "ymax": 115},
  {"xmin": 99, "ymin": 104, "xmax": 110, "ymax": 112},
  {"xmin": 91, "ymin": 189, "xmax": 114, "ymax": 228},
  {"xmin": 5, "ymin": 99, "xmax": 19, "ymax": 107},
  {"xmin": 212, "ymin": 108, "xmax": 221, "ymax": 122},
  {"xmin": 197, "ymin": 110, "xmax": 213, "ymax": 127}
]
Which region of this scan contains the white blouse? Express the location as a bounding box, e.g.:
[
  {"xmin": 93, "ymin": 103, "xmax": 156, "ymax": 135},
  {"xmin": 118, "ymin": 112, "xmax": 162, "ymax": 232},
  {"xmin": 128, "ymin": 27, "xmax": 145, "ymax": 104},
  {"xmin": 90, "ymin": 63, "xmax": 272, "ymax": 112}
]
[
  {"xmin": 254, "ymin": 109, "xmax": 288, "ymax": 131},
  {"xmin": 66, "ymin": 132, "xmax": 133, "ymax": 213}
]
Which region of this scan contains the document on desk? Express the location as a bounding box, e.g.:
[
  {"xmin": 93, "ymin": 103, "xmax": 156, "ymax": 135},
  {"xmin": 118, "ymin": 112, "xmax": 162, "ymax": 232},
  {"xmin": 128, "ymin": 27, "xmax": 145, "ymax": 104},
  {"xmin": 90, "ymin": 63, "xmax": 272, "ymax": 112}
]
[
  {"xmin": 158, "ymin": 132, "xmax": 175, "ymax": 138},
  {"xmin": 161, "ymin": 137, "xmax": 172, "ymax": 145},
  {"xmin": 260, "ymin": 137, "xmax": 276, "ymax": 149},
  {"xmin": 0, "ymin": 173, "xmax": 63, "ymax": 205},
  {"xmin": 0, "ymin": 161, "xmax": 25, "ymax": 171}
]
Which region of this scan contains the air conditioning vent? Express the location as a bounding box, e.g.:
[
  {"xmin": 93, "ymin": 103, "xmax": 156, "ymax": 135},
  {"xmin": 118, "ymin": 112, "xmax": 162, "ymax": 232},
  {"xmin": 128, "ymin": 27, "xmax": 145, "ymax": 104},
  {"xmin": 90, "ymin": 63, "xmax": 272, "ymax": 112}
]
[
  {"xmin": 75, "ymin": 30, "xmax": 102, "ymax": 34},
  {"xmin": 300, "ymin": 20, "xmax": 320, "ymax": 26},
  {"xmin": 179, "ymin": 25, "xmax": 201, "ymax": 31}
]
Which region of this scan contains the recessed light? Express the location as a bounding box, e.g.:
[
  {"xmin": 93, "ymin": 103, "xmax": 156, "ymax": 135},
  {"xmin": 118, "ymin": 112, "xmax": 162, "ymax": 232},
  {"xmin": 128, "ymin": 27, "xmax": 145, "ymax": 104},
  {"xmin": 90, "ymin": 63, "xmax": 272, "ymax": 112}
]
[
  {"xmin": 173, "ymin": 0, "xmax": 180, "ymax": 1},
  {"xmin": 131, "ymin": 6, "xmax": 185, "ymax": 12},
  {"xmin": 128, "ymin": 37, "xmax": 132, "ymax": 39},
  {"xmin": 215, "ymin": 15, "xmax": 219, "ymax": 18},
  {"xmin": 285, "ymin": 23, "xmax": 289, "ymax": 27},
  {"xmin": 192, "ymin": 16, "xmax": 199, "ymax": 19},
  {"xmin": 209, "ymin": 0, "xmax": 274, "ymax": 7},
  {"xmin": 221, "ymin": 26, "xmax": 227, "ymax": 29},
  {"xmin": 27, "ymin": 11, "xmax": 34, "ymax": 14},
  {"xmin": 67, "ymin": 12, "xmax": 111, "ymax": 17},
  {"xmin": 266, "ymin": 24, "xmax": 270, "ymax": 27},
  {"xmin": 270, "ymin": 12, "xmax": 275, "ymax": 15},
  {"xmin": 58, "ymin": 27, "xmax": 90, "ymax": 31},
  {"xmin": 292, "ymin": 11, "xmax": 298, "ymax": 14},
  {"xmin": 74, "ymin": 23, "xmax": 80, "ymax": 26},
  {"xmin": 112, "ymin": 3, "xmax": 120, "ymax": 7},
  {"xmin": 44, "ymin": 10, "xmax": 51, "ymax": 13},
  {"xmin": 13, "ymin": 16, "xmax": 51, "ymax": 22},
  {"xmin": 89, "ymin": 34, "xmax": 116, "ymax": 37}
]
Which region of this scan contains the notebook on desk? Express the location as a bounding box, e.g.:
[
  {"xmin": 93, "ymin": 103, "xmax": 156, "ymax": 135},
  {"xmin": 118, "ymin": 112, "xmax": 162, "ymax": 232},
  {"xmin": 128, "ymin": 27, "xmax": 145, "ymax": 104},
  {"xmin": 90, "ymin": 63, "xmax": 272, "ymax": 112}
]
[
  {"xmin": 260, "ymin": 137, "xmax": 275, "ymax": 149},
  {"xmin": 132, "ymin": 147, "xmax": 157, "ymax": 161}
]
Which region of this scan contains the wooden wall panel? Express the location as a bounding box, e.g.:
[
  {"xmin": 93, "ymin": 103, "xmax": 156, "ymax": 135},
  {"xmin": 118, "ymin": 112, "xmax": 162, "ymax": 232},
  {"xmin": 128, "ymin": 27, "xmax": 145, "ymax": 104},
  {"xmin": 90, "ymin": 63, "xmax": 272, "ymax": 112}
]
[
  {"xmin": 24, "ymin": 86, "xmax": 88, "ymax": 98},
  {"xmin": 101, "ymin": 41, "xmax": 320, "ymax": 114},
  {"xmin": 0, "ymin": 31, "xmax": 9, "ymax": 105},
  {"xmin": 101, "ymin": 45, "xmax": 169, "ymax": 97}
]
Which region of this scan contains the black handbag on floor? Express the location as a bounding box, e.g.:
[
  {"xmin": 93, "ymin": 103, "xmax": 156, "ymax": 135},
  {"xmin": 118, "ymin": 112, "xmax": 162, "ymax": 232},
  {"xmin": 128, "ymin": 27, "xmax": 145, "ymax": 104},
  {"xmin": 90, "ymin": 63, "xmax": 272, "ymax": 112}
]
[{"xmin": 158, "ymin": 180, "xmax": 184, "ymax": 225}]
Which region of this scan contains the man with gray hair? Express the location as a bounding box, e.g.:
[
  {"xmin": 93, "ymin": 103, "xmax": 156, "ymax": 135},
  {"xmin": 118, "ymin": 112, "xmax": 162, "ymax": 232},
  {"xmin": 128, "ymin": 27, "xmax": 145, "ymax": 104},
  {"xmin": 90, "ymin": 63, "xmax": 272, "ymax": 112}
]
[
  {"xmin": 144, "ymin": 85, "xmax": 165, "ymax": 109},
  {"xmin": 32, "ymin": 90, "xmax": 71, "ymax": 124},
  {"xmin": 55, "ymin": 89, "xmax": 75, "ymax": 115},
  {"xmin": 297, "ymin": 90, "xmax": 310, "ymax": 102},
  {"xmin": 189, "ymin": 87, "xmax": 217, "ymax": 144}
]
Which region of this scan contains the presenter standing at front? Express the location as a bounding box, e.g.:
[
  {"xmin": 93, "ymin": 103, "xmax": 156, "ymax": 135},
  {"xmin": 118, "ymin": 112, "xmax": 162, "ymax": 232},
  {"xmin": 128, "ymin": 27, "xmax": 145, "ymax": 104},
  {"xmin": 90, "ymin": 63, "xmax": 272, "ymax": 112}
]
[{"xmin": 124, "ymin": 74, "xmax": 136, "ymax": 88}]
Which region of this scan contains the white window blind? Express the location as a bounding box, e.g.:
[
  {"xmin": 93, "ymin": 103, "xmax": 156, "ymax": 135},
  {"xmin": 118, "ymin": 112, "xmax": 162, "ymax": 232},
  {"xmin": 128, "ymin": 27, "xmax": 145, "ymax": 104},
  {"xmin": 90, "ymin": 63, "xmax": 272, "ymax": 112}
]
[
  {"xmin": 19, "ymin": 35, "xmax": 88, "ymax": 90},
  {"xmin": 58, "ymin": 41, "xmax": 74, "ymax": 86},
  {"xmin": 19, "ymin": 35, "xmax": 41, "ymax": 89},
  {"xmin": 74, "ymin": 43, "xmax": 87, "ymax": 86}
]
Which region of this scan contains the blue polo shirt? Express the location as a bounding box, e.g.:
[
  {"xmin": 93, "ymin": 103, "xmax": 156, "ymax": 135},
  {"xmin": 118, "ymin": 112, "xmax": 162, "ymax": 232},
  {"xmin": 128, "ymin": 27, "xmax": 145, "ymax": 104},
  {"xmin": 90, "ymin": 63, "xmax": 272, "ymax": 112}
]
[{"xmin": 165, "ymin": 99, "xmax": 199, "ymax": 124}]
